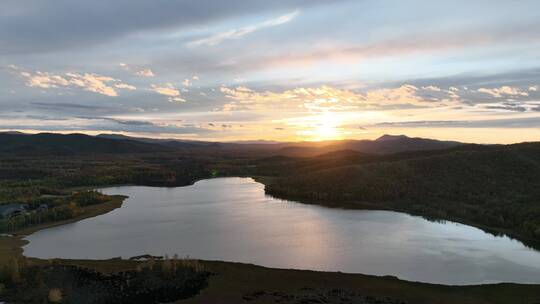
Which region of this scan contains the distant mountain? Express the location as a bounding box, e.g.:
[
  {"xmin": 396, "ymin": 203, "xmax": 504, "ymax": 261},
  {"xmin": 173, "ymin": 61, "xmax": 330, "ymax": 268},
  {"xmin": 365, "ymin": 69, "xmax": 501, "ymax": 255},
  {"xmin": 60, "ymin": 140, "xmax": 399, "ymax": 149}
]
[
  {"xmin": 0, "ymin": 133, "xmax": 172, "ymax": 155},
  {"xmin": 273, "ymin": 135, "xmax": 464, "ymax": 157},
  {"xmin": 96, "ymin": 134, "xmax": 289, "ymax": 152},
  {"xmin": 375, "ymin": 134, "xmax": 410, "ymax": 142},
  {"xmin": 0, "ymin": 132, "xmax": 465, "ymax": 157},
  {"xmin": 228, "ymin": 140, "xmax": 284, "ymax": 145},
  {"xmin": 97, "ymin": 133, "xmax": 226, "ymax": 150},
  {"xmin": 0, "ymin": 131, "xmax": 28, "ymax": 135}
]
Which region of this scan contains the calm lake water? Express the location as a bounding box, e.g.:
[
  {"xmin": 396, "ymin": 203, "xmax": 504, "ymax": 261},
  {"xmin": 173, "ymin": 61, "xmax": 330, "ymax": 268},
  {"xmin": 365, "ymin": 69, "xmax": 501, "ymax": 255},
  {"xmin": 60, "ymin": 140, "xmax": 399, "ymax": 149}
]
[{"xmin": 24, "ymin": 177, "xmax": 540, "ymax": 285}]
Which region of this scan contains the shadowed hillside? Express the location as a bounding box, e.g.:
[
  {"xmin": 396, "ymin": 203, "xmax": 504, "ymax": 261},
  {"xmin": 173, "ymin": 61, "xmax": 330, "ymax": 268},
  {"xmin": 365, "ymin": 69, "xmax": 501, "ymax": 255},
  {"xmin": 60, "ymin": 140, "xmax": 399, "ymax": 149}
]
[
  {"xmin": 274, "ymin": 134, "xmax": 463, "ymax": 157},
  {"xmin": 1, "ymin": 132, "xmax": 464, "ymax": 158},
  {"xmin": 0, "ymin": 133, "xmax": 172, "ymax": 155}
]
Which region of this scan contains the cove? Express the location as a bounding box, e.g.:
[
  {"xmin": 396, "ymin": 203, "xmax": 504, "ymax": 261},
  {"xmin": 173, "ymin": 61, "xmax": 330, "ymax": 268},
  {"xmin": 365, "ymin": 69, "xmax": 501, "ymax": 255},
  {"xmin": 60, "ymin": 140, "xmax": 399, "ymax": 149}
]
[{"xmin": 23, "ymin": 177, "xmax": 540, "ymax": 285}]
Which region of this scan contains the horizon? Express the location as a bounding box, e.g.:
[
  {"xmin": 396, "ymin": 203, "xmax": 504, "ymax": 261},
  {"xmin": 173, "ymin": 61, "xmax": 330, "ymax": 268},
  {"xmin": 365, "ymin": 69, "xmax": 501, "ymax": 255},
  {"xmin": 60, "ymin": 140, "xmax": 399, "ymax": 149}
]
[
  {"xmin": 2, "ymin": 130, "xmax": 538, "ymax": 146},
  {"xmin": 1, "ymin": 1, "xmax": 539, "ymax": 144}
]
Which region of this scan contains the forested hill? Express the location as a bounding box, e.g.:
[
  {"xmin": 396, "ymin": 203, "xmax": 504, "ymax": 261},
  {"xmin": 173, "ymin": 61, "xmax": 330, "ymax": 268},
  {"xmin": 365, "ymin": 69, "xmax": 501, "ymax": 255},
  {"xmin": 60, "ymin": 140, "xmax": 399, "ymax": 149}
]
[
  {"xmin": 274, "ymin": 134, "xmax": 463, "ymax": 157},
  {"xmin": 258, "ymin": 142, "xmax": 540, "ymax": 246},
  {"xmin": 0, "ymin": 133, "xmax": 464, "ymax": 157},
  {"xmin": 0, "ymin": 133, "xmax": 172, "ymax": 155}
]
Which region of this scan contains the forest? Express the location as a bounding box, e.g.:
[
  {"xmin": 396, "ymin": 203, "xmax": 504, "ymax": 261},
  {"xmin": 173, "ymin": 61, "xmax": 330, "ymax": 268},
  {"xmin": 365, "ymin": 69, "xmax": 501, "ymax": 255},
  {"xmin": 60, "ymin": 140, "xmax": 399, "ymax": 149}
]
[{"xmin": 1, "ymin": 134, "xmax": 540, "ymax": 250}]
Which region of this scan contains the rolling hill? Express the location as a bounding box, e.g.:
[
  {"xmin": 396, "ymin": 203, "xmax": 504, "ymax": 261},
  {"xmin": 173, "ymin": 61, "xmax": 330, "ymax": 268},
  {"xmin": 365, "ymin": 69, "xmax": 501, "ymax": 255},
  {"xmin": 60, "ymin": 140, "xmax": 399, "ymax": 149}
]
[
  {"xmin": 97, "ymin": 133, "xmax": 465, "ymax": 157},
  {"xmin": 0, "ymin": 133, "xmax": 172, "ymax": 155}
]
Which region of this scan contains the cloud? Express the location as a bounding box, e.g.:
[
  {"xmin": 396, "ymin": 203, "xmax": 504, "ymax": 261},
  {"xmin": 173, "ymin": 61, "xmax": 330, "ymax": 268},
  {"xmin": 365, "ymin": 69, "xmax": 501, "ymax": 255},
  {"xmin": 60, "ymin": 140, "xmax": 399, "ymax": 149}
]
[
  {"xmin": 0, "ymin": 115, "xmax": 216, "ymax": 135},
  {"xmin": 235, "ymin": 21, "xmax": 540, "ymax": 71},
  {"xmin": 114, "ymin": 83, "xmax": 137, "ymax": 90},
  {"xmin": 422, "ymin": 86, "xmax": 441, "ymax": 92},
  {"xmin": 135, "ymin": 69, "xmax": 155, "ymax": 77},
  {"xmin": 30, "ymin": 102, "xmax": 107, "ymax": 110},
  {"xmin": 365, "ymin": 85, "xmax": 424, "ymax": 106},
  {"xmin": 169, "ymin": 97, "xmax": 186, "ymax": 103},
  {"xmin": 0, "ymin": 1, "xmax": 338, "ymax": 54},
  {"xmin": 150, "ymin": 83, "xmax": 186, "ymax": 103},
  {"xmin": 66, "ymin": 73, "xmax": 119, "ymax": 96},
  {"xmin": 220, "ymin": 84, "xmax": 454, "ymax": 112},
  {"xmin": 530, "ymin": 86, "xmax": 538, "ymax": 92},
  {"xmin": 187, "ymin": 10, "xmax": 299, "ymax": 47},
  {"xmin": 18, "ymin": 69, "xmax": 135, "ymax": 97},
  {"xmin": 19, "ymin": 71, "xmax": 70, "ymax": 88},
  {"xmin": 477, "ymin": 86, "xmax": 529, "ymax": 98},
  {"xmin": 475, "ymin": 101, "xmax": 540, "ymax": 113},
  {"xmin": 372, "ymin": 117, "xmax": 540, "ymax": 129},
  {"xmin": 150, "ymin": 83, "xmax": 180, "ymax": 96}
]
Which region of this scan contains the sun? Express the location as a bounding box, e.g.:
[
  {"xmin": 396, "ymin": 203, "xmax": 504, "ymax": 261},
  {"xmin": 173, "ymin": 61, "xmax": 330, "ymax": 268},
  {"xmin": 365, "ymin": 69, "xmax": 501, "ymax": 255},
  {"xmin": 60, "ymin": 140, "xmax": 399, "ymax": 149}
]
[
  {"xmin": 313, "ymin": 112, "xmax": 339, "ymax": 140},
  {"xmin": 304, "ymin": 112, "xmax": 341, "ymax": 141},
  {"xmin": 288, "ymin": 111, "xmax": 346, "ymax": 141}
]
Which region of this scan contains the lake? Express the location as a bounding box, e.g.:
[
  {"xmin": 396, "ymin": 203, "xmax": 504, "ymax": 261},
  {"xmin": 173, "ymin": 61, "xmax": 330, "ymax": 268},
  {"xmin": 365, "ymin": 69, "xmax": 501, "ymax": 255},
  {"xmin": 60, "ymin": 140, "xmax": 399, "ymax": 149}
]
[{"xmin": 23, "ymin": 177, "xmax": 540, "ymax": 285}]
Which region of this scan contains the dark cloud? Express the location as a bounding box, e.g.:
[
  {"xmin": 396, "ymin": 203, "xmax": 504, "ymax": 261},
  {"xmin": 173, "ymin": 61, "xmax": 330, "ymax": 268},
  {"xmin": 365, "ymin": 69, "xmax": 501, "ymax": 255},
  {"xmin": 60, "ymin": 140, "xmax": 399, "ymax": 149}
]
[
  {"xmin": 109, "ymin": 119, "xmax": 154, "ymax": 126},
  {"xmin": 372, "ymin": 117, "xmax": 540, "ymax": 129},
  {"xmin": 484, "ymin": 105, "xmax": 527, "ymax": 112},
  {"xmin": 24, "ymin": 114, "xmax": 69, "ymax": 121},
  {"xmin": 31, "ymin": 102, "xmax": 108, "ymax": 110},
  {"xmin": 0, "ymin": 115, "xmax": 216, "ymax": 135},
  {"xmin": 78, "ymin": 116, "xmax": 156, "ymax": 127},
  {"xmin": 388, "ymin": 67, "xmax": 540, "ymax": 93},
  {"xmin": 150, "ymin": 20, "xmax": 540, "ymax": 78},
  {"xmin": 0, "ymin": 0, "xmax": 345, "ymax": 54}
]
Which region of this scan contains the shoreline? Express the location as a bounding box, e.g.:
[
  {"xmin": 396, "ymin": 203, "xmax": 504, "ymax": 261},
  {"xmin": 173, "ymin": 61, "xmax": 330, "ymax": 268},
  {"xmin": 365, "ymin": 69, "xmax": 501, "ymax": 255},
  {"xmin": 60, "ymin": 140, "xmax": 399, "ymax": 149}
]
[
  {"xmin": 2, "ymin": 180, "xmax": 540, "ymax": 303},
  {"xmin": 0, "ymin": 195, "xmax": 126, "ymax": 267},
  {"xmin": 9, "ymin": 176, "xmax": 540, "ymax": 261},
  {"xmin": 251, "ymin": 176, "xmax": 540, "ymax": 251}
]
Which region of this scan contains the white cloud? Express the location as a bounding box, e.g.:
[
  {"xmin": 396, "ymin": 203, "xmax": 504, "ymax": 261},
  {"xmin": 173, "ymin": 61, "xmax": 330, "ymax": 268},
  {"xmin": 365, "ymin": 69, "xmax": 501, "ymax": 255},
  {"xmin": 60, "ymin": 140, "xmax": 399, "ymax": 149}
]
[
  {"xmin": 422, "ymin": 85, "xmax": 441, "ymax": 92},
  {"xmin": 187, "ymin": 10, "xmax": 299, "ymax": 47},
  {"xmin": 68, "ymin": 73, "xmax": 119, "ymax": 96},
  {"xmin": 136, "ymin": 69, "xmax": 155, "ymax": 77},
  {"xmin": 151, "ymin": 83, "xmax": 180, "ymax": 96},
  {"xmin": 220, "ymin": 84, "xmax": 449, "ymax": 112},
  {"xmin": 529, "ymin": 86, "xmax": 538, "ymax": 92},
  {"xmin": 182, "ymin": 78, "xmax": 191, "ymax": 87},
  {"xmin": 20, "ymin": 71, "xmax": 70, "ymax": 89},
  {"xmin": 151, "ymin": 83, "xmax": 185, "ymax": 102},
  {"xmin": 169, "ymin": 97, "xmax": 186, "ymax": 103},
  {"xmin": 478, "ymin": 86, "xmax": 529, "ymax": 98},
  {"xmin": 114, "ymin": 83, "xmax": 137, "ymax": 90},
  {"xmin": 18, "ymin": 70, "xmax": 135, "ymax": 97}
]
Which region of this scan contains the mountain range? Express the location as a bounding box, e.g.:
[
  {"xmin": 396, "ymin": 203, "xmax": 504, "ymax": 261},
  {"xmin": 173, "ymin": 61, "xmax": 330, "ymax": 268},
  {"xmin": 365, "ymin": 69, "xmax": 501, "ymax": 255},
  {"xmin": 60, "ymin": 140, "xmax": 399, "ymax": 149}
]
[{"xmin": 0, "ymin": 132, "xmax": 465, "ymax": 156}]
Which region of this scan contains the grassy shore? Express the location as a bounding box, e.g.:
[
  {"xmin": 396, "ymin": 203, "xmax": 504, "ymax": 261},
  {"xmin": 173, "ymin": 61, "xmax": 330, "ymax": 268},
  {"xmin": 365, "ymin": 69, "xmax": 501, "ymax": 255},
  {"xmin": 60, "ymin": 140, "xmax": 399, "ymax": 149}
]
[{"xmin": 180, "ymin": 261, "xmax": 540, "ymax": 304}]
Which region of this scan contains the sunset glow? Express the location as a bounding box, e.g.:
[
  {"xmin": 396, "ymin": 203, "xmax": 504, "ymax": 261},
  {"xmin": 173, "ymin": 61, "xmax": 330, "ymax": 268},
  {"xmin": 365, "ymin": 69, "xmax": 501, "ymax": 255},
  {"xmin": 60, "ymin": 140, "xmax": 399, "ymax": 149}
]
[{"xmin": 1, "ymin": 1, "xmax": 539, "ymax": 143}]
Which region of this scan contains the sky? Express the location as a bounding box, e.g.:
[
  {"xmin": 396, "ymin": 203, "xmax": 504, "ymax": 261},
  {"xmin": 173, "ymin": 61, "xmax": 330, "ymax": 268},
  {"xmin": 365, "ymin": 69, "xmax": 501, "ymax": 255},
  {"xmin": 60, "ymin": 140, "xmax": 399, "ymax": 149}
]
[{"xmin": 1, "ymin": 0, "xmax": 540, "ymax": 143}]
